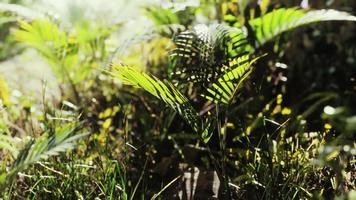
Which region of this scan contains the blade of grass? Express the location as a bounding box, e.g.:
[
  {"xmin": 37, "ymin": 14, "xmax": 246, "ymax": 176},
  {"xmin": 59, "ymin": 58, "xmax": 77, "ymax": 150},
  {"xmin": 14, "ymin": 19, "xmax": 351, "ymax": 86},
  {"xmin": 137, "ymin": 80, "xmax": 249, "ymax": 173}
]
[{"xmin": 151, "ymin": 175, "xmax": 181, "ymax": 200}]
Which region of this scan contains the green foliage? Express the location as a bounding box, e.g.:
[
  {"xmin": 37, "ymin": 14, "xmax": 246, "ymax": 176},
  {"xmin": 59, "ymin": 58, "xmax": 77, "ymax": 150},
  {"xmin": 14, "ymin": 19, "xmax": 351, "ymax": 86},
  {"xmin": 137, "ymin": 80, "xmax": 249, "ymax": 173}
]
[
  {"xmin": 14, "ymin": 20, "xmax": 85, "ymax": 83},
  {"xmin": 171, "ymin": 24, "xmax": 251, "ymax": 85},
  {"xmin": 109, "ymin": 64, "xmax": 212, "ymax": 142},
  {"xmin": 14, "ymin": 19, "xmax": 105, "ymax": 84},
  {"xmin": 108, "ymin": 4, "xmax": 356, "ymax": 198},
  {"xmin": 0, "ymin": 3, "xmax": 38, "ymax": 61},
  {"xmin": 0, "ymin": 0, "xmax": 356, "ymax": 199},
  {"xmin": 202, "ymin": 55, "xmax": 260, "ymax": 104},
  {"xmin": 0, "ymin": 122, "xmax": 88, "ymax": 190},
  {"xmin": 110, "ymin": 46, "xmax": 261, "ymax": 142},
  {"xmin": 146, "ymin": 7, "xmax": 180, "ymax": 25},
  {"xmin": 248, "ymin": 8, "xmax": 356, "ymax": 45}
]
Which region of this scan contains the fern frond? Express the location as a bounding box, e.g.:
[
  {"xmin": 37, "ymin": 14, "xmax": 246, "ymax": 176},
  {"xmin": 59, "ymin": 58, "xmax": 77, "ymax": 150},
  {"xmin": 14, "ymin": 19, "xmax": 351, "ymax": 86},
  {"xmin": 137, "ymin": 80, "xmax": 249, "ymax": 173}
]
[
  {"xmin": 15, "ymin": 20, "xmax": 68, "ymax": 60},
  {"xmin": 14, "ymin": 19, "xmax": 102, "ymax": 83},
  {"xmin": 110, "ymin": 64, "xmax": 213, "ymax": 142},
  {"xmin": 249, "ymin": 8, "xmax": 356, "ymax": 45},
  {"xmin": 202, "ymin": 55, "xmax": 261, "ymax": 105},
  {"xmin": 170, "ymin": 24, "xmax": 251, "ymax": 85},
  {"xmin": 14, "ymin": 19, "xmax": 81, "ymax": 82},
  {"xmin": 109, "ymin": 64, "xmax": 201, "ymax": 129},
  {"xmin": 0, "ymin": 123, "xmax": 88, "ymax": 188}
]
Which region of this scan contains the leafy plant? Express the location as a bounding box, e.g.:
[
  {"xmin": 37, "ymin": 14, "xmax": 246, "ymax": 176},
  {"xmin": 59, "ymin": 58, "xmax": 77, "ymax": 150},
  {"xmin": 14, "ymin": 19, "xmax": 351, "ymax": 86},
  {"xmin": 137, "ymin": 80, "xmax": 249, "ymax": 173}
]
[
  {"xmin": 110, "ymin": 37, "xmax": 261, "ymax": 198},
  {"xmin": 170, "ymin": 24, "xmax": 251, "ymax": 85},
  {"xmin": 0, "ymin": 122, "xmax": 89, "ymax": 190},
  {"xmin": 110, "ymin": 5, "xmax": 356, "ymax": 199},
  {"xmin": 14, "ymin": 19, "xmax": 114, "ymax": 84},
  {"xmin": 1, "ymin": 1, "xmax": 356, "ymax": 199}
]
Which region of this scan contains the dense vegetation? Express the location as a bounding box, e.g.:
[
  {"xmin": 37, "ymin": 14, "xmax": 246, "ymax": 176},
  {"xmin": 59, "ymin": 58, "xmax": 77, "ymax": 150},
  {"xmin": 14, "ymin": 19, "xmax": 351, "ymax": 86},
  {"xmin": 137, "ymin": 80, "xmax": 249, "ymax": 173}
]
[{"xmin": 0, "ymin": 0, "xmax": 355, "ymax": 199}]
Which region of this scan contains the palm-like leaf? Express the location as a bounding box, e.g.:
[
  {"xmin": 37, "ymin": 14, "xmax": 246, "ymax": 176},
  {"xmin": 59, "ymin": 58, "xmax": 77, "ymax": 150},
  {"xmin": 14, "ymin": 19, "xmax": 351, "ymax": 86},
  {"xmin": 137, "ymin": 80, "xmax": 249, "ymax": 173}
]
[
  {"xmin": 14, "ymin": 19, "xmax": 88, "ymax": 83},
  {"xmin": 15, "ymin": 19, "xmax": 117, "ymax": 83},
  {"xmin": 249, "ymin": 8, "xmax": 356, "ymax": 45},
  {"xmin": 170, "ymin": 24, "xmax": 251, "ymax": 85},
  {"xmin": 110, "ymin": 64, "xmax": 213, "ymax": 141},
  {"xmin": 0, "ymin": 123, "xmax": 88, "ymax": 188},
  {"xmin": 202, "ymin": 55, "xmax": 261, "ymax": 104}
]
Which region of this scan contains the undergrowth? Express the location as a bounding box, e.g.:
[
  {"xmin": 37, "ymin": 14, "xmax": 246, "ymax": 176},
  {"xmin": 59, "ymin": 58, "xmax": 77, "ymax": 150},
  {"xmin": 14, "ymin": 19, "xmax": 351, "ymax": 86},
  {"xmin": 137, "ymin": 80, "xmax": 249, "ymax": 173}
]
[{"xmin": 0, "ymin": 0, "xmax": 355, "ymax": 199}]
